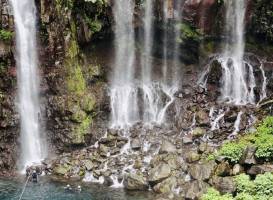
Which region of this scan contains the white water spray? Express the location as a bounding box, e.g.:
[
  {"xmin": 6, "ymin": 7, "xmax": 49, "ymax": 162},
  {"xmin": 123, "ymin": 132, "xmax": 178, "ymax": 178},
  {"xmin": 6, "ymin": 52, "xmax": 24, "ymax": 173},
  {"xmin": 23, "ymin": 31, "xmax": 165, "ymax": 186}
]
[
  {"xmin": 219, "ymin": 0, "xmax": 249, "ymax": 104},
  {"xmin": 210, "ymin": 110, "xmax": 225, "ymax": 131},
  {"xmin": 229, "ymin": 111, "xmax": 243, "ymax": 139},
  {"xmin": 11, "ymin": 0, "xmax": 46, "ymax": 170},
  {"xmin": 110, "ymin": 0, "xmax": 137, "ymax": 129}
]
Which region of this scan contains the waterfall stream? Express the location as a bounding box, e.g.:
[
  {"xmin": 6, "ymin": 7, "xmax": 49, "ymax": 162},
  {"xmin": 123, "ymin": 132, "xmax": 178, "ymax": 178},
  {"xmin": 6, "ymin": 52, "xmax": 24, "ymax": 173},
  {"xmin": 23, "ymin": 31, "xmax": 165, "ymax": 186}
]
[
  {"xmin": 110, "ymin": 0, "xmax": 137, "ymax": 129},
  {"xmin": 198, "ymin": 0, "xmax": 267, "ymax": 105},
  {"xmin": 110, "ymin": 0, "xmax": 182, "ymax": 129},
  {"xmin": 220, "ymin": 0, "xmax": 248, "ymax": 104},
  {"xmin": 11, "ymin": 0, "xmax": 46, "ymax": 170}
]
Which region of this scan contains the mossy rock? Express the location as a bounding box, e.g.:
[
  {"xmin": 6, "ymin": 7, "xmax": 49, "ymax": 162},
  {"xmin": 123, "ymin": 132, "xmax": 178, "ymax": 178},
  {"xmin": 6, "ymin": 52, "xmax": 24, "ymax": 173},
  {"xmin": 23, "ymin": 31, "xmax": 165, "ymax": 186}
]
[
  {"xmin": 71, "ymin": 116, "xmax": 92, "ymax": 144},
  {"xmin": 80, "ymin": 94, "xmax": 96, "ymax": 112},
  {"xmin": 54, "ymin": 164, "xmax": 71, "ymax": 175},
  {"xmin": 70, "ymin": 104, "xmax": 87, "ymax": 123}
]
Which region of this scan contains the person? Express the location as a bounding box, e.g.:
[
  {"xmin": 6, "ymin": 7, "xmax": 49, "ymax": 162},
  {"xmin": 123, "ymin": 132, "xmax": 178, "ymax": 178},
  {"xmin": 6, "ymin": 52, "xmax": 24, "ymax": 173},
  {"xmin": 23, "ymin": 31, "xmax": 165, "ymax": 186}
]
[
  {"xmin": 32, "ymin": 170, "xmax": 38, "ymax": 183},
  {"xmin": 64, "ymin": 184, "xmax": 72, "ymax": 191},
  {"xmin": 76, "ymin": 185, "xmax": 81, "ymax": 192}
]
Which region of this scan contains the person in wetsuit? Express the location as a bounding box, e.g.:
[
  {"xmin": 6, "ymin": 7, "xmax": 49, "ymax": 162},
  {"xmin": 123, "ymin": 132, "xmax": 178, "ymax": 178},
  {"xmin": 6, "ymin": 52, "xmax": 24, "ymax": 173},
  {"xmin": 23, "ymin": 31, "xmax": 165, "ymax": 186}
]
[{"xmin": 32, "ymin": 170, "xmax": 38, "ymax": 183}]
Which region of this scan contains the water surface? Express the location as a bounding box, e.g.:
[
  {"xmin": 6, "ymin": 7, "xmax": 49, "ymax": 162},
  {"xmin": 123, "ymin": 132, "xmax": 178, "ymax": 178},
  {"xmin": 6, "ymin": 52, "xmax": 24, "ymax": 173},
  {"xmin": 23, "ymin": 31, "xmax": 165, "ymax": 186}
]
[{"xmin": 0, "ymin": 177, "xmax": 152, "ymax": 200}]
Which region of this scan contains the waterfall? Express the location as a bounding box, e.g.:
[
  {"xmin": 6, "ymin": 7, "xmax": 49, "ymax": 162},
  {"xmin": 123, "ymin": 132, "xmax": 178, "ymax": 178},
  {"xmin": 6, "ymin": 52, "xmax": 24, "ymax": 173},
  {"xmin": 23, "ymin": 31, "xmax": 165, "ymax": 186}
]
[
  {"xmin": 219, "ymin": 0, "xmax": 250, "ymax": 105},
  {"xmin": 199, "ymin": 0, "xmax": 267, "ymax": 105},
  {"xmin": 110, "ymin": 0, "xmax": 182, "ymax": 129},
  {"xmin": 11, "ymin": 0, "xmax": 46, "ymax": 170},
  {"xmin": 110, "ymin": 0, "xmax": 137, "ymax": 129}
]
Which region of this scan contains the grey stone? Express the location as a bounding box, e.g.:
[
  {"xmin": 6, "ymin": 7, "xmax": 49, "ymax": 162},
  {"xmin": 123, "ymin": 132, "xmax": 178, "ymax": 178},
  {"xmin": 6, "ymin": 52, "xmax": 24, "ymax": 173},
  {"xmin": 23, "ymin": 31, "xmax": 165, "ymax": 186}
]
[
  {"xmin": 124, "ymin": 173, "xmax": 149, "ymax": 190},
  {"xmin": 159, "ymin": 140, "xmax": 176, "ymax": 154},
  {"xmin": 189, "ymin": 162, "xmax": 216, "ymax": 181},
  {"xmin": 148, "ymin": 163, "xmax": 171, "ymax": 184}
]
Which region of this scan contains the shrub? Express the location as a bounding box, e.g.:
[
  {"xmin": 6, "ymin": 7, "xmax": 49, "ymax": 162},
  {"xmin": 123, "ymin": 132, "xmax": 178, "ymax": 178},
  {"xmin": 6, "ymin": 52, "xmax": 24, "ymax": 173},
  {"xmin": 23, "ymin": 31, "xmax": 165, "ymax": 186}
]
[
  {"xmin": 201, "ymin": 188, "xmax": 233, "ymax": 200},
  {"xmin": 218, "ymin": 116, "xmax": 273, "ymax": 162},
  {"xmin": 179, "ymin": 23, "xmax": 202, "ymax": 44},
  {"xmin": 235, "ymin": 174, "xmax": 255, "ymax": 194},
  {"xmin": 0, "ymin": 29, "xmax": 13, "ymax": 41},
  {"xmin": 254, "ymin": 133, "xmax": 273, "ymax": 159},
  {"xmin": 234, "ymin": 193, "xmax": 254, "ymax": 200},
  {"xmin": 203, "ymin": 173, "xmax": 273, "ymax": 200},
  {"xmin": 254, "ymin": 172, "xmax": 273, "ymax": 197},
  {"xmin": 218, "ymin": 141, "xmax": 246, "ymax": 163}
]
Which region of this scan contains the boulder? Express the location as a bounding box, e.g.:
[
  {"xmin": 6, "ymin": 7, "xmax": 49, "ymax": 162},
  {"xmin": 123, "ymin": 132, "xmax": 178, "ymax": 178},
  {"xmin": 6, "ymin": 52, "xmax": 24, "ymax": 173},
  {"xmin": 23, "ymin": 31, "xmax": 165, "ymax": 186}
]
[
  {"xmin": 209, "ymin": 176, "xmax": 236, "ymax": 194},
  {"xmin": 182, "ymin": 135, "xmax": 193, "ymax": 144},
  {"xmin": 153, "ymin": 177, "xmax": 177, "ymax": 194},
  {"xmin": 192, "ymin": 127, "xmax": 206, "ymax": 137},
  {"xmin": 247, "ymin": 164, "xmax": 273, "ymax": 175},
  {"xmin": 131, "ymin": 138, "xmax": 141, "ymax": 150},
  {"xmin": 232, "ymin": 164, "xmax": 244, "ymax": 176},
  {"xmin": 99, "ymin": 144, "xmax": 109, "ymax": 157},
  {"xmin": 196, "ymin": 110, "xmax": 210, "ymax": 126},
  {"xmin": 148, "ymin": 163, "xmax": 171, "ymax": 184},
  {"xmin": 83, "ymin": 160, "xmax": 94, "ymax": 171},
  {"xmin": 215, "ymin": 161, "xmax": 231, "ymax": 176},
  {"xmin": 124, "ymin": 173, "xmax": 149, "ymax": 190},
  {"xmin": 53, "ymin": 164, "xmax": 71, "ymax": 176},
  {"xmin": 159, "ymin": 140, "xmax": 176, "ymax": 154},
  {"xmin": 184, "ymin": 180, "xmax": 209, "ymax": 200},
  {"xmin": 240, "ymin": 146, "xmax": 257, "ymax": 165},
  {"xmin": 189, "ymin": 162, "xmax": 216, "ymax": 181},
  {"xmin": 185, "ymin": 151, "xmax": 201, "ymax": 163}
]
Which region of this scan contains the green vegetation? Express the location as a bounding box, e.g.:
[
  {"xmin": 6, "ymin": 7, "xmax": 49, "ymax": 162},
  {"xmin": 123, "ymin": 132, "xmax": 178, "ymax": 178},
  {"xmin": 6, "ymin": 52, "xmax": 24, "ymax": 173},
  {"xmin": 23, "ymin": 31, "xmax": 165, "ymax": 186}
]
[
  {"xmin": 202, "ymin": 188, "xmax": 233, "ymax": 200},
  {"xmin": 213, "ymin": 116, "xmax": 273, "ymax": 163},
  {"xmin": 202, "ymin": 173, "xmax": 273, "ymax": 200},
  {"xmin": 0, "ymin": 29, "xmax": 13, "ymax": 41},
  {"xmin": 219, "ymin": 141, "xmax": 246, "ymax": 163},
  {"xmin": 84, "ymin": 15, "xmax": 102, "ymax": 34},
  {"xmin": 179, "ymin": 23, "xmax": 202, "ymax": 44},
  {"xmin": 55, "ymin": 0, "xmax": 74, "ymax": 13},
  {"xmin": 67, "ymin": 64, "xmax": 86, "ymax": 95},
  {"xmin": 0, "ymin": 62, "xmax": 7, "ymax": 74},
  {"xmin": 72, "ymin": 116, "xmax": 91, "ymax": 144}
]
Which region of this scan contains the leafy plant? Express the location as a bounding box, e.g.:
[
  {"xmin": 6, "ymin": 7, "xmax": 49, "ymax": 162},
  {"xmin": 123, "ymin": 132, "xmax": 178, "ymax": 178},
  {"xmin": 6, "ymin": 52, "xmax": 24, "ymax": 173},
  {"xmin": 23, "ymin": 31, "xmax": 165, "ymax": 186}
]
[
  {"xmin": 203, "ymin": 173, "xmax": 273, "ymax": 200},
  {"xmin": 217, "ymin": 116, "xmax": 273, "ymax": 162},
  {"xmin": 179, "ymin": 23, "xmax": 202, "ymax": 44},
  {"xmin": 254, "ymin": 172, "xmax": 273, "ymax": 197},
  {"xmin": 218, "ymin": 141, "xmax": 246, "ymax": 163},
  {"xmin": 0, "ymin": 29, "xmax": 13, "ymax": 41},
  {"xmin": 254, "ymin": 133, "xmax": 273, "ymax": 159},
  {"xmin": 202, "ymin": 188, "xmax": 233, "ymax": 200},
  {"xmin": 235, "ymin": 174, "xmax": 255, "ymax": 194}
]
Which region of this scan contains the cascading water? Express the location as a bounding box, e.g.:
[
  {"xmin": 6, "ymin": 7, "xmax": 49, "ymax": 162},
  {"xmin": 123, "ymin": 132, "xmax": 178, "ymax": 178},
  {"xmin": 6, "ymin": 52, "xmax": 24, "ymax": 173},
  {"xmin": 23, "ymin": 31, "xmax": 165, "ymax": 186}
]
[
  {"xmin": 110, "ymin": 0, "xmax": 182, "ymax": 128},
  {"xmin": 11, "ymin": 0, "xmax": 46, "ymax": 170},
  {"xmin": 140, "ymin": 0, "xmax": 181, "ymax": 125},
  {"xmin": 198, "ymin": 0, "xmax": 267, "ymax": 105},
  {"xmin": 110, "ymin": 0, "xmax": 137, "ymax": 129},
  {"xmin": 219, "ymin": 0, "xmax": 249, "ymax": 104},
  {"xmin": 107, "ymin": 0, "xmax": 184, "ymax": 187}
]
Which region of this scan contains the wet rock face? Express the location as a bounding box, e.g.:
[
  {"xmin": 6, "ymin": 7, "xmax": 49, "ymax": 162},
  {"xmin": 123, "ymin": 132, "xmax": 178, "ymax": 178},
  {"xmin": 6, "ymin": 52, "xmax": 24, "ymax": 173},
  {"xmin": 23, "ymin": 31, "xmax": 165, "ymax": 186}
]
[
  {"xmin": 39, "ymin": 0, "xmax": 110, "ymax": 151},
  {"xmin": 183, "ymin": 0, "xmax": 221, "ymax": 34},
  {"xmin": 0, "ymin": 0, "xmax": 18, "ymax": 174}
]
